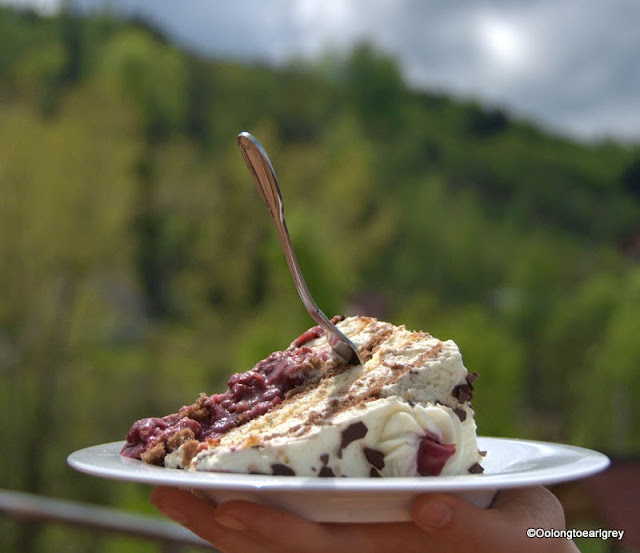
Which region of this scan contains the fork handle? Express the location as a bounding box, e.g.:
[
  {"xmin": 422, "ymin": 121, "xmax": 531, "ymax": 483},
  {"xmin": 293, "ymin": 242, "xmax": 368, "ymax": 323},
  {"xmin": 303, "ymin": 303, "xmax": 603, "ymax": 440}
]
[{"xmin": 237, "ymin": 132, "xmax": 362, "ymax": 365}]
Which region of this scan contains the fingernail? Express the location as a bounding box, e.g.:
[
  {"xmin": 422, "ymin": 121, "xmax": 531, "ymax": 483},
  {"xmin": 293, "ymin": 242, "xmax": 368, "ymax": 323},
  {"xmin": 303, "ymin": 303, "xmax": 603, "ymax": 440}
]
[
  {"xmin": 417, "ymin": 499, "xmax": 452, "ymax": 529},
  {"xmin": 156, "ymin": 504, "xmax": 189, "ymax": 526},
  {"xmin": 215, "ymin": 513, "xmax": 248, "ymax": 532}
]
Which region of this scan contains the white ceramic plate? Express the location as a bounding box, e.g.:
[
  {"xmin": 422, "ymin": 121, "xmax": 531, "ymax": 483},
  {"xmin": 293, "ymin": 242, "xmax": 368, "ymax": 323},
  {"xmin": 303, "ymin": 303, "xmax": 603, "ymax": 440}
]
[{"xmin": 67, "ymin": 437, "xmax": 609, "ymax": 523}]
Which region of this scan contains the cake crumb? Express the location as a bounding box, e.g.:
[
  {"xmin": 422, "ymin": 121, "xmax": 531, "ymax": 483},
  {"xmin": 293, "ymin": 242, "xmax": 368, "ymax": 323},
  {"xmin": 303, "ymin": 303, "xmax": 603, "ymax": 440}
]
[
  {"xmin": 181, "ymin": 440, "xmax": 200, "ymax": 466},
  {"xmin": 167, "ymin": 428, "xmax": 196, "ymax": 452},
  {"xmin": 141, "ymin": 443, "xmax": 166, "ymax": 465}
]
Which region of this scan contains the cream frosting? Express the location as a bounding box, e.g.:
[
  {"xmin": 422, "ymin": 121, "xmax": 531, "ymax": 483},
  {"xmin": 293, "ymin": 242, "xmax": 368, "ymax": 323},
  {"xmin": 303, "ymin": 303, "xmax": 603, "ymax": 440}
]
[{"xmin": 165, "ymin": 316, "xmax": 483, "ymax": 477}]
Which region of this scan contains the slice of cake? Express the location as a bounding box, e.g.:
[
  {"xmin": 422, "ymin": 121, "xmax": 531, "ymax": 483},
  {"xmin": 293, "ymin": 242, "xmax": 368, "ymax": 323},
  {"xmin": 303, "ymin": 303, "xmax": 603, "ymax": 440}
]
[{"xmin": 121, "ymin": 316, "xmax": 484, "ymax": 477}]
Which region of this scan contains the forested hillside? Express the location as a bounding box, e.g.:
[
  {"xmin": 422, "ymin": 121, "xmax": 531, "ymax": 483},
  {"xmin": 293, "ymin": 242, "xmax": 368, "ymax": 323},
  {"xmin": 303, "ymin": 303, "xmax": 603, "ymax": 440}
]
[{"xmin": 1, "ymin": 7, "xmax": 639, "ymax": 553}]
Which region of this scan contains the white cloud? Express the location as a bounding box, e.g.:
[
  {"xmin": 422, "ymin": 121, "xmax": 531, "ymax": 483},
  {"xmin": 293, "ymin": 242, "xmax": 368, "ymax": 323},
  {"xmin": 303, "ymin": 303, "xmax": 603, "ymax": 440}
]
[
  {"xmin": 474, "ymin": 14, "xmax": 534, "ymax": 74},
  {"xmin": 3, "ymin": 0, "xmax": 640, "ymax": 142},
  {"xmin": 0, "ymin": 0, "xmax": 59, "ymax": 14}
]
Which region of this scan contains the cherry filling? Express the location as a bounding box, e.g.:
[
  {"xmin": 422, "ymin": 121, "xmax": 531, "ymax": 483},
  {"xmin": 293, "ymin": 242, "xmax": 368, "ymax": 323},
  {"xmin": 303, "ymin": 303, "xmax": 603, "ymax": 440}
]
[
  {"xmin": 121, "ymin": 327, "xmax": 330, "ymax": 462},
  {"xmin": 417, "ymin": 433, "xmax": 456, "ymax": 476}
]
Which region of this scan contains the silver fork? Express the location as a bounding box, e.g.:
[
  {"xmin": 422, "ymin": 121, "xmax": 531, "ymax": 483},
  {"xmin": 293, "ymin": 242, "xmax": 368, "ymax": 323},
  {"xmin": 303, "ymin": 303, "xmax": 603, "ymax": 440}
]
[{"xmin": 237, "ymin": 131, "xmax": 362, "ymax": 365}]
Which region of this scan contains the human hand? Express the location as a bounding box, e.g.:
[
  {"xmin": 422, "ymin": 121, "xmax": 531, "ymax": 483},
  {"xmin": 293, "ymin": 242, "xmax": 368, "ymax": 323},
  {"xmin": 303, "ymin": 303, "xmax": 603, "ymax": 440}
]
[{"xmin": 151, "ymin": 485, "xmax": 580, "ymax": 553}]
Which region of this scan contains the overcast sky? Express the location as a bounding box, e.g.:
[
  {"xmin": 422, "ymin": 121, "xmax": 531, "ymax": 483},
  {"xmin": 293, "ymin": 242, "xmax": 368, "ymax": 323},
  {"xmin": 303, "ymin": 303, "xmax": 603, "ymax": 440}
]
[{"xmin": 3, "ymin": 0, "xmax": 640, "ymax": 143}]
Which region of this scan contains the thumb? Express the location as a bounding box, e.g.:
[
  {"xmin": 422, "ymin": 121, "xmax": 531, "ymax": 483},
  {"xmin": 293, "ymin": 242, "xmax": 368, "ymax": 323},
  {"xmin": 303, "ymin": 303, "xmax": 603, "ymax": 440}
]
[{"xmin": 411, "ymin": 487, "xmax": 576, "ymax": 553}]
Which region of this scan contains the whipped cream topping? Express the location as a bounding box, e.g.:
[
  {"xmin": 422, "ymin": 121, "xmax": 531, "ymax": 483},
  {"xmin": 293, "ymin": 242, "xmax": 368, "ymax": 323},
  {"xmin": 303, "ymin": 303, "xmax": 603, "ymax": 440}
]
[
  {"xmin": 184, "ymin": 397, "xmax": 478, "ymax": 477},
  {"xmin": 164, "ymin": 316, "xmax": 483, "ymax": 477},
  {"xmin": 379, "ymin": 403, "xmax": 471, "ymax": 476}
]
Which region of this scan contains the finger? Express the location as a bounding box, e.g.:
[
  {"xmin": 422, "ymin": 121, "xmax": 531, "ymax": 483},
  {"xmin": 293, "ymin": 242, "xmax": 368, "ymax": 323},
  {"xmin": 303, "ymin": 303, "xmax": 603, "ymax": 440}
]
[
  {"xmin": 491, "ymin": 486, "xmax": 566, "ymax": 527},
  {"xmin": 150, "ymin": 487, "xmax": 274, "ymax": 553},
  {"xmin": 215, "ymin": 500, "xmax": 432, "ymax": 553},
  {"xmin": 214, "ymin": 500, "xmax": 335, "ymax": 553},
  {"xmin": 411, "ymin": 487, "xmax": 574, "ymax": 553},
  {"xmin": 413, "ymin": 492, "xmax": 511, "ymax": 551},
  {"xmin": 491, "ymin": 487, "xmax": 580, "ymax": 553}
]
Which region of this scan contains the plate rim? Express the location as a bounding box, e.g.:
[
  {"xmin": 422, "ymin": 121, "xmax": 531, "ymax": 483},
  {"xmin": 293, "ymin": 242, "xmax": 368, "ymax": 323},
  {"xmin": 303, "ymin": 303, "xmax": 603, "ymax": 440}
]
[{"xmin": 67, "ymin": 436, "xmax": 610, "ymax": 493}]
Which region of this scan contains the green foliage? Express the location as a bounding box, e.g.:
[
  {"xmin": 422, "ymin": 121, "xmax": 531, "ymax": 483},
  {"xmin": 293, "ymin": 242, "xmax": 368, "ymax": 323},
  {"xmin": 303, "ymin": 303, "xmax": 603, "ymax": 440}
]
[
  {"xmin": 0, "ymin": 6, "xmax": 639, "ymax": 552},
  {"xmin": 342, "ymin": 42, "xmax": 409, "ymax": 135},
  {"xmin": 100, "ymin": 28, "xmax": 187, "ymax": 142},
  {"xmin": 555, "ymin": 269, "xmax": 640, "ymax": 453}
]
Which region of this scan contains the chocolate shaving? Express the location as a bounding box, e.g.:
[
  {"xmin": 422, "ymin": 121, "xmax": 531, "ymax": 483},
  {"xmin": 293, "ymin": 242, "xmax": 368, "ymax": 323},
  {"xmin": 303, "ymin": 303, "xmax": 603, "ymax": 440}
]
[
  {"xmin": 452, "ymin": 372, "xmax": 480, "ymax": 403},
  {"xmin": 453, "ymin": 408, "xmax": 467, "ymax": 422},
  {"xmin": 369, "ymin": 468, "xmax": 382, "ymax": 477},
  {"xmin": 363, "ymin": 448, "xmax": 385, "ymax": 470},
  {"xmin": 338, "ymin": 422, "xmax": 368, "ymax": 458},
  {"xmin": 319, "ymin": 465, "xmax": 335, "ymax": 477},
  {"xmin": 466, "ymin": 371, "xmax": 480, "ymax": 384},
  {"xmin": 468, "ymin": 463, "xmax": 484, "ymax": 474},
  {"xmin": 271, "ymin": 464, "xmax": 296, "ymax": 476},
  {"xmin": 320, "ymin": 453, "xmax": 329, "ymax": 465},
  {"xmin": 452, "ymin": 383, "xmax": 473, "ymax": 403}
]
